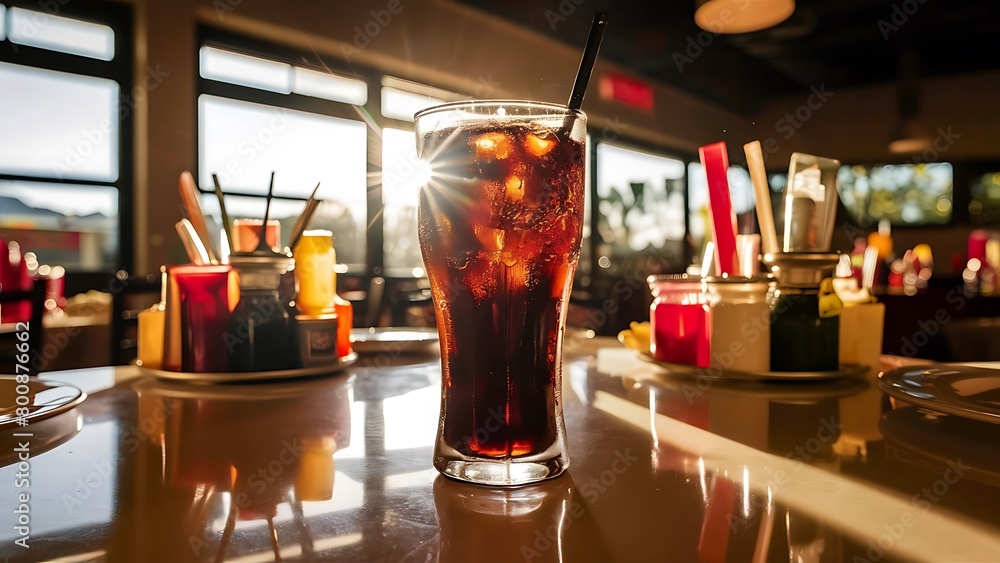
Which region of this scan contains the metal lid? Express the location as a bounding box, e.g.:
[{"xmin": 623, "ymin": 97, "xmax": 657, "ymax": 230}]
[
  {"xmin": 230, "ymin": 254, "xmax": 293, "ymax": 291},
  {"xmin": 703, "ymin": 275, "xmax": 770, "ymax": 296},
  {"xmin": 763, "ymin": 252, "xmax": 840, "ymax": 287}
]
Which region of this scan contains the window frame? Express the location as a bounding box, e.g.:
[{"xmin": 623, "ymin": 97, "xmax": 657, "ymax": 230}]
[
  {"xmin": 0, "ymin": 0, "xmax": 134, "ymax": 281},
  {"xmin": 197, "ymin": 27, "xmax": 473, "ymax": 283},
  {"xmin": 590, "ymin": 135, "xmax": 695, "ymax": 279},
  {"xmin": 197, "ymin": 27, "xmax": 412, "ymax": 279}
]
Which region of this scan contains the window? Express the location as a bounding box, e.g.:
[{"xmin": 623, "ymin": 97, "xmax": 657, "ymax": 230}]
[
  {"xmin": 381, "ymin": 128, "xmax": 425, "ymax": 275},
  {"xmin": 379, "ymin": 76, "xmax": 453, "ymax": 122},
  {"xmin": 838, "ymin": 163, "xmax": 953, "ymax": 226},
  {"xmin": 379, "ymin": 77, "xmax": 458, "ymax": 276},
  {"xmin": 970, "ymin": 171, "xmax": 1000, "ymax": 225},
  {"xmin": 687, "ymin": 162, "xmax": 754, "ymax": 257},
  {"xmin": 0, "ymin": 63, "xmax": 118, "ymax": 180},
  {"xmin": 7, "ymin": 6, "xmax": 114, "ymax": 61},
  {"xmin": 197, "ymin": 35, "xmax": 371, "ymax": 269},
  {"xmin": 197, "ymin": 95, "xmax": 367, "ymax": 262},
  {"xmin": 198, "ymin": 32, "xmax": 478, "ymax": 279},
  {"xmin": 595, "ymin": 143, "xmax": 687, "ymax": 274},
  {"xmin": 0, "ymin": 2, "xmax": 132, "ymax": 272}
]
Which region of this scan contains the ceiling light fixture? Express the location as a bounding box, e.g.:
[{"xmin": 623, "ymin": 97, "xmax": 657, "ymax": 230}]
[
  {"xmin": 888, "ymin": 50, "xmax": 932, "ymax": 154},
  {"xmin": 888, "ymin": 117, "xmax": 932, "ymax": 154},
  {"xmin": 694, "ymin": 0, "xmax": 796, "ymax": 35}
]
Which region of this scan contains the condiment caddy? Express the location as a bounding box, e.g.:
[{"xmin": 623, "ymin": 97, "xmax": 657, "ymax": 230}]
[
  {"xmin": 635, "ymin": 142, "xmax": 882, "ymax": 381},
  {"xmin": 136, "ymin": 171, "xmax": 356, "ymax": 382}
]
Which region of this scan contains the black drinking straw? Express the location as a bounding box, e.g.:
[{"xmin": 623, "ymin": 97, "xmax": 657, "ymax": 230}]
[
  {"xmin": 211, "ymin": 173, "xmax": 233, "ymax": 255},
  {"xmin": 567, "ymin": 13, "xmax": 608, "ymax": 111},
  {"xmin": 289, "ymin": 182, "xmax": 322, "ymax": 251},
  {"xmin": 255, "ymin": 171, "xmax": 276, "ymax": 253}
]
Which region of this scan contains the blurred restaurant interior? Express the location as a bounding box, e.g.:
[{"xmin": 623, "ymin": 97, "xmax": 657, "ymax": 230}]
[{"xmin": 1, "ymin": 0, "xmax": 999, "ymax": 370}]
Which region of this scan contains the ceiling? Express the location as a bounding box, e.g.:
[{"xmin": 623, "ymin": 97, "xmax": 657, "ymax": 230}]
[{"xmin": 455, "ymin": 0, "xmax": 999, "ymax": 116}]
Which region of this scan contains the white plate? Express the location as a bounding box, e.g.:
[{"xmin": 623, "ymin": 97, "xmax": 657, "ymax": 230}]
[
  {"xmin": 136, "ymin": 353, "xmax": 357, "ymax": 384},
  {"xmin": 0, "ymin": 376, "xmax": 86, "ymax": 430},
  {"xmin": 351, "ymin": 327, "xmax": 439, "ymax": 354},
  {"xmin": 878, "ymin": 364, "xmax": 1000, "ymax": 424},
  {"xmin": 637, "ymin": 351, "xmax": 867, "ymax": 381}
]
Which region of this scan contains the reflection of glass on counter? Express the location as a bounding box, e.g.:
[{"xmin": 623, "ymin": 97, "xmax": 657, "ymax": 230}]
[{"xmin": 434, "ymin": 476, "xmax": 609, "ymax": 563}]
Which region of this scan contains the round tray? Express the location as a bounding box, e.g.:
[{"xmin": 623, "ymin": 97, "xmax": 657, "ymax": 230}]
[
  {"xmin": 625, "ymin": 371, "xmax": 868, "ymax": 402},
  {"xmin": 136, "ymin": 352, "xmax": 358, "ymax": 384},
  {"xmin": 878, "ymin": 363, "xmax": 1000, "ymax": 424},
  {"xmin": 350, "ymin": 327, "xmax": 439, "ymax": 354},
  {"xmin": 637, "ymin": 351, "xmax": 867, "ymax": 382},
  {"xmin": 1, "ymin": 376, "xmax": 86, "ymax": 430}
]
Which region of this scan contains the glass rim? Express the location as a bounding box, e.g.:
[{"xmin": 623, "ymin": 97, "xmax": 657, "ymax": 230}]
[{"xmin": 413, "ymin": 99, "xmax": 585, "ymax": 121}]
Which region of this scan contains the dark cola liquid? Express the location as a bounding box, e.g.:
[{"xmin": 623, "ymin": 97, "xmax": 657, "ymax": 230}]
[{"xmin": 418, "ymin": 122, "xmax": 584, "ymax": 459}]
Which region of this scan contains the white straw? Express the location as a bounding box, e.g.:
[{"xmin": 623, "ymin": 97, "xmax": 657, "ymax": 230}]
[
  {"xmin": 743, "ymin": 141, "xmax": 779, "ymax": 256},
  {"xmin": 701, "ymin": 241, "xmax": 716, "ymax": 277}
]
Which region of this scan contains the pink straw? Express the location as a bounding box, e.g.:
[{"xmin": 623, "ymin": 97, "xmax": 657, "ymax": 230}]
[{"xmin": 698, "ymin": 142, "xmax": 738, "ymax": 276}]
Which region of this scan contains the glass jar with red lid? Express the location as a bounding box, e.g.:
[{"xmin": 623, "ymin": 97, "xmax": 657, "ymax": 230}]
[{"xmin": 647, "ymin": 274, "xmax": 710, "ymax": 367}]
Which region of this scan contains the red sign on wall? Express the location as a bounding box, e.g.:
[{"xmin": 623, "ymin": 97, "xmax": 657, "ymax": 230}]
[{"xmin": 598, "ymin": 72, "xmax": 655, "ymax": 112}]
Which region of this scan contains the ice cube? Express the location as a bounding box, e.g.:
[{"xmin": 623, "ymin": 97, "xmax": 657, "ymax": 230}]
[
  {"xmin": 474, "ymin": 132, "xmax": 512, "ymax": 159},
  {"xmin": 464, "ymin": 256, "xmax": 498, "ymax": 303},
  {"xmin": 549, "ymin": 262, "xmax": 572, "ymax": 298},
  {"xmin": 473, "ymin": 224, "xmax": 505, "ymax": 252},
  {"xmin": 524, "ymin": 130, "xmax": 557, "ymax": 157},
  {"xmin": 513, "ymin": 235, "xmax": 543, "ymax": 262},
  {"xmin": 447, "ymin": 250, "xmax": 475, "ymax": 270},
  {"xmin": 505, "ymin": 260, "xmax": 532, "ymax": 291},
  {"xmin": 504, "ymin": 176, "xmax": 525, "ymax": 201},
  {"xmin": 482, "ymin": 179, "xmax": 504, "ymax": 203}
]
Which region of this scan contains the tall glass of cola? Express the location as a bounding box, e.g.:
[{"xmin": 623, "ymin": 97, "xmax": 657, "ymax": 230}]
[{"xmin": 415, "ymin": 101, "xmax": 586, "ymax": 485}]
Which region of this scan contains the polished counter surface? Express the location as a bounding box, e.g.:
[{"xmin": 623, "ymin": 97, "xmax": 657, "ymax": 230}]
[{"xmin": 3, "ymin": 338, "xmax": 1000, "ymax": 562}]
